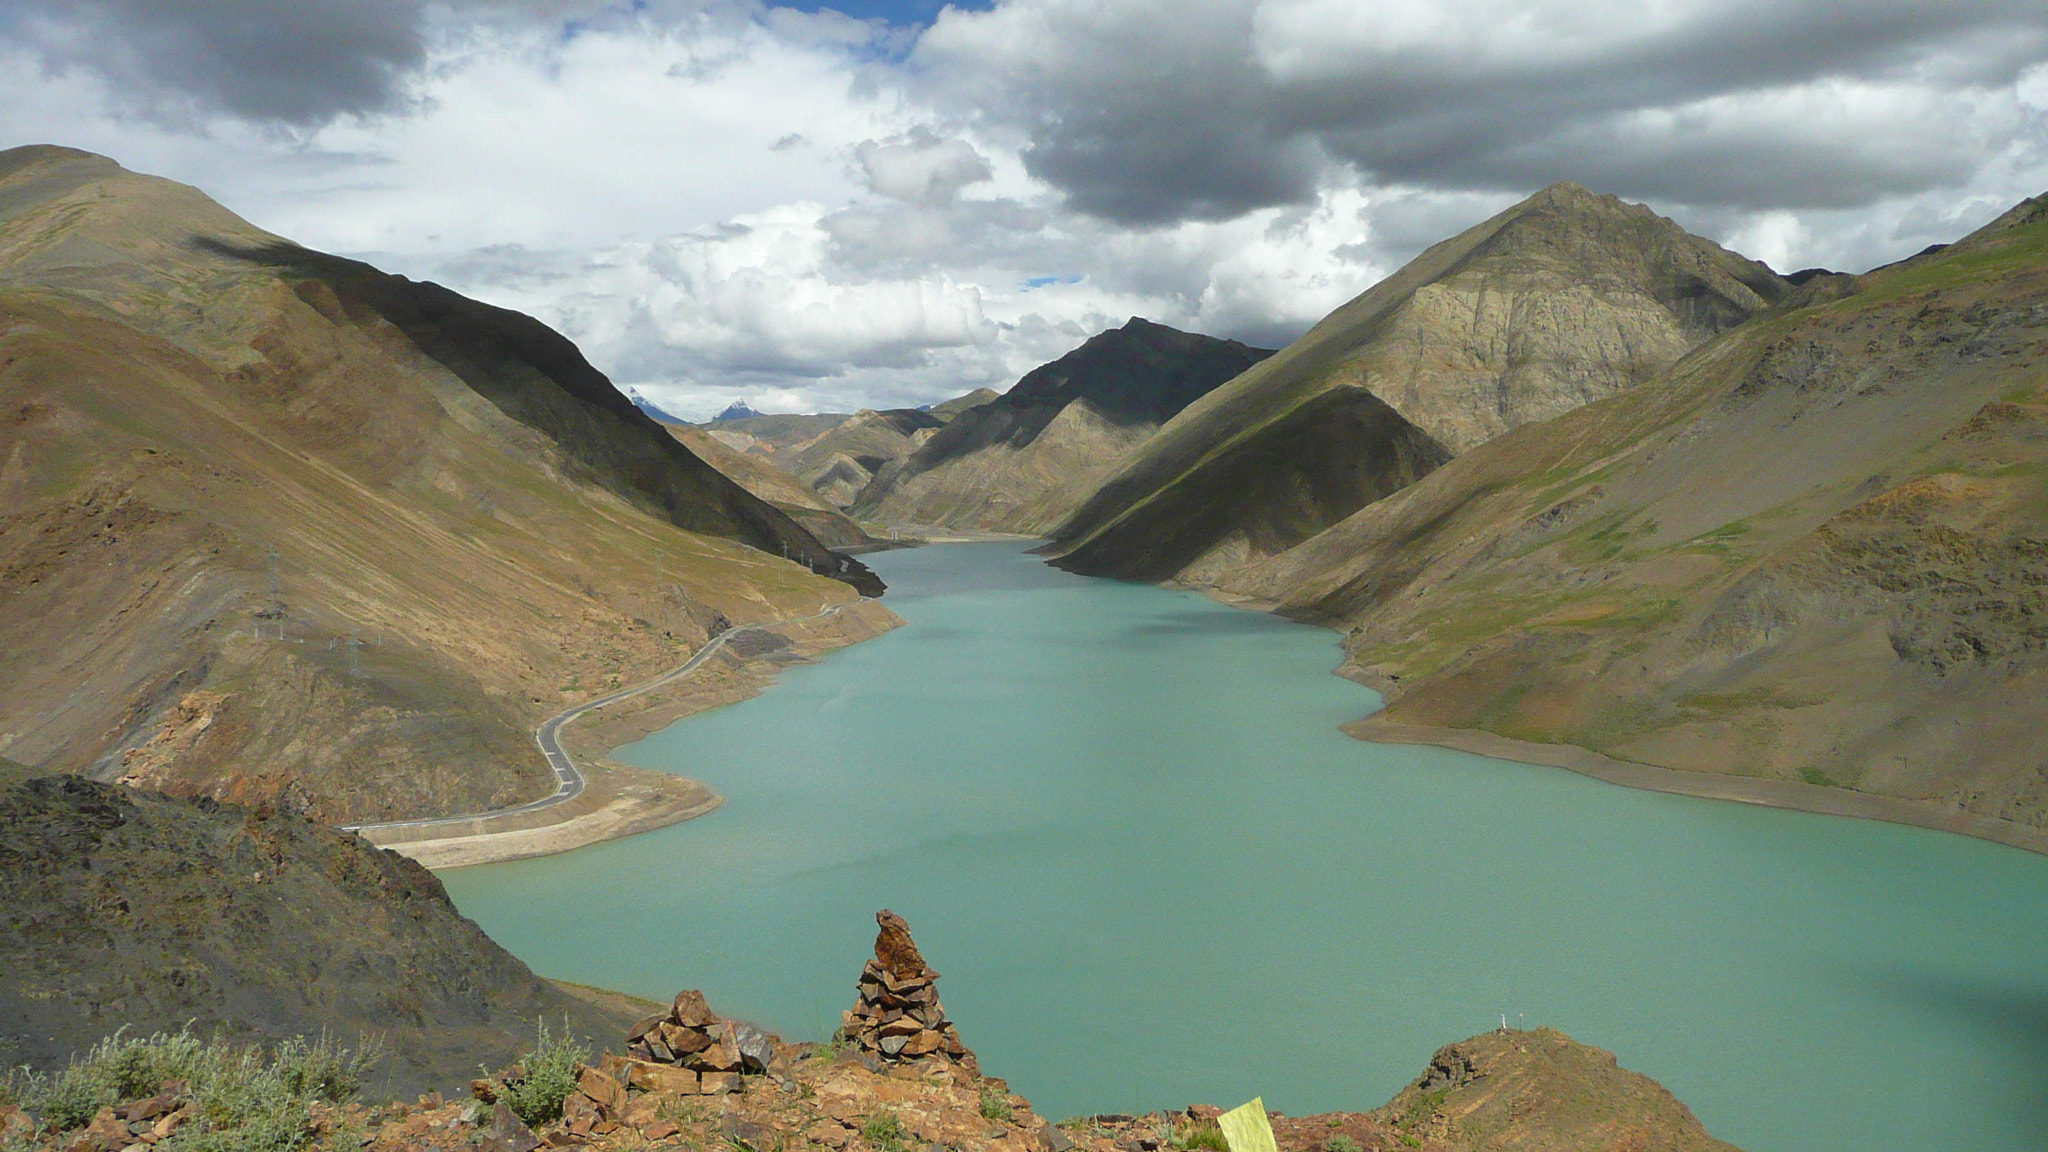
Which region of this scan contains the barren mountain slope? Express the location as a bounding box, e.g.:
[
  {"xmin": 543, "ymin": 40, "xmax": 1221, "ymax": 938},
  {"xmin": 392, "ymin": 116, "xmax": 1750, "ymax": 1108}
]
[
  {"xmin": 778, "ymin": 407, "xmax": 949, "ymax": 506},
  {"xmin": 852, "ymin": 318, "xmax": 1272, "ymax": 534},
  {"xmin": 1231, "ymin": 193, "xmax": 2048, "ymax": 835},
  {"xmin": 1048, "ymin": 183, "xmax": 1790, "ymax": 584},
  {"xmin": 0, "ymin": 774, "xmax": 639, "ymax": 1096},
  {"xmin": 0, "ymin": 145, "xmax": 887, "ymax": 823},
  {"xmin": 663, "ymin": 423, "xmax": 883, "ymax": 550}
]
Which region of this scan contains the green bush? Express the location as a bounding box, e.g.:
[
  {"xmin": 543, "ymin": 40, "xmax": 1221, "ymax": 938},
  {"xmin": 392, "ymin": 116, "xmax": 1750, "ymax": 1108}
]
[
  {"xmin": 1174, "ymin": 1123, "xmax": 1228, "ymax": 1152},
  {"xmin": 1324, "ymin": 1137, "xmax": 1363, "ymax": 1152},
  {"xmin": 860, "ymin": 1109, "xmax": 913, "ymax": 1152},
  {"xmin": 497, "ymin": 1019, "xmax": 590, "ymax": 1130},
  {"xmin": 14, "ymin": 1027, "xmax": 377, "ymax": 1152},
  {"xmin": 977, "ymin": 1086, "xmax": 1012, "ymax": 1122}
]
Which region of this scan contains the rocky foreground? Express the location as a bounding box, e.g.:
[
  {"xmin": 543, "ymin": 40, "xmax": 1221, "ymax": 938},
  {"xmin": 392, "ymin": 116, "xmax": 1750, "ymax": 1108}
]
[{"xmin": 2, "ymin": 911, "xmax": 1742, "ymax": 1152}]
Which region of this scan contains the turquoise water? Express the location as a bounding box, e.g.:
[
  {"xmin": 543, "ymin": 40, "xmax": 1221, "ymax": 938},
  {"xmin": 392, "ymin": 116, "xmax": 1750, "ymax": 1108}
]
[{"xmin": 442, "ymin": 542, "xmax": 2048, "ymax": 1152}]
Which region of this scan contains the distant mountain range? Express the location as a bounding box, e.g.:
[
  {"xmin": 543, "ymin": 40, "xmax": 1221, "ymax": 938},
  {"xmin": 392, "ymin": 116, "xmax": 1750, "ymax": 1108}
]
[{"xmin": 852, "ymin": 319, "xmax": 1274, "ymax": 534}]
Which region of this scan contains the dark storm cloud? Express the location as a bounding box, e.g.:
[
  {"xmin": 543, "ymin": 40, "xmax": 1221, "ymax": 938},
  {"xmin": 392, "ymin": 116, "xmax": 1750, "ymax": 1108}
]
[
  {"xmin": 1289, "ymin": 1, "xmax": 2048, "ymax": 209},
  {"xmin": 5, "ymin": 0, "xmax": 441, "ymax": 123},
  {"xmin": 918, "ymin": 0, "xmax": 2048, "ymax": 224}
]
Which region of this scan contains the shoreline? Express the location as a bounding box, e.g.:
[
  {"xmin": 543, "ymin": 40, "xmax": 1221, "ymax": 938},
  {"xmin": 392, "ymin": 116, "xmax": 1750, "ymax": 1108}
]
[
  {"xmin": 1347, "ymin": 718, "xmax": 2048, "ymax": 856},
  {"xmin": 1190, "ymin": 583, "xmax": 2048, "ymax": 858},
  {"xmin": 361, "ymin": 597, "xmax": 903, "ymax": 869}
]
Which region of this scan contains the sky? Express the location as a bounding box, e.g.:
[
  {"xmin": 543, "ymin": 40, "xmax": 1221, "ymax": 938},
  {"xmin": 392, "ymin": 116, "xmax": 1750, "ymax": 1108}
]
[{"xmin": 3, "ymin": 1, "xmax": 2046, "ymax": 419}]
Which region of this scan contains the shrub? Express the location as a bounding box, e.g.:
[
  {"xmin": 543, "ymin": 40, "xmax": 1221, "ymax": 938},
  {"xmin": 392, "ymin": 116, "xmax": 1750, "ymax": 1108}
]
[
  {"xmin": 15, "ymin": 1027, "xmax": 377, "ymax": 1152},
  {"xmin": 860, "ymin": 1109, "xmax": 913, "ymax": 1152},
  {"xmin": 497, "ymin": 1020, "xmax": 590, "ymax": 1130},
  {"xmin": 1324, "ymin": 1137, "xmax": 1363, "ymax": 1152},
  {"xmin": 977, "ymin": 1086, "xmax": 1012, "ymax": 1122},
  {"xmin": 1174, "ymin": 1123, "xmax": 1228, "ymax": 1152}
]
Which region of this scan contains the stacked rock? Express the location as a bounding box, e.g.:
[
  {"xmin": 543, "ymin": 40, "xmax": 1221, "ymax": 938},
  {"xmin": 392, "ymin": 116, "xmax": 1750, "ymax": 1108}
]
[
  {"xmin": 618, "ymin": 988, "xmax": 772, "ymax": 1095},
  {"xmin": 840, "ymin": 909, "xmax": 978, "ymax": 1073}
]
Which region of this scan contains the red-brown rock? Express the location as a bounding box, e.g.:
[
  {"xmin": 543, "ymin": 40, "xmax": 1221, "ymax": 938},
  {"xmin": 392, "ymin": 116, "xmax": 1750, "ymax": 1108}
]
[{"xmin": 874, "ymin": 909, "xmax": 928, "ymax": 976}]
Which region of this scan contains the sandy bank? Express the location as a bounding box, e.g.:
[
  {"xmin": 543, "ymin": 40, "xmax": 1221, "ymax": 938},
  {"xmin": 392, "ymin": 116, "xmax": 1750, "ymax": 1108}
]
[
  {"xmin": 1348, "ymin": 716, "xmax": 2048, "ymax": 857},
  {"xmin": 363, "ymin": 598, "xmax": 903, "ymax": 869},
  {"xmin": 361, "ymin": 758, "xmax": 722, "ymax": 867}
]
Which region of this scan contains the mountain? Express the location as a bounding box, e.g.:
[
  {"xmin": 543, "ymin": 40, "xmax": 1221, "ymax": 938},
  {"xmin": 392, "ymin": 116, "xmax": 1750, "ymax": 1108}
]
[
  {"xmin": 777, "ymin": 407, "xmax": 953, "ymax": 506},
  {"xmin": 851, "ymin": 319, "xmax": 1274, "ymax": 534},
  {"xmin": 662, "ymin": 423, "xmax": 884, "ymax": 551},
  {"xmin": 1226, "ymin": 191, "xmax": 2048, "ymax": 839},
  {"xmin": 626, "ymin": 387, "xmax": 688, "ymax": 425},
  {"xmin": 713, "ymin": 400, "xmax": 764, "ymax": 422},
  {"xmin": 0, "ymin": 774, "xmax": 638, "ymax": 1096},
  {"xmin": 1047, "ymin": 182, "xmax": 1792, "ymax": 584},
  {"xmin": 928, "ymin": 387, "xmax": 1001, "ymax": 419},
  {"xmin": 0, "ymin": 144, "xmax": 883, "ymax": 824}
]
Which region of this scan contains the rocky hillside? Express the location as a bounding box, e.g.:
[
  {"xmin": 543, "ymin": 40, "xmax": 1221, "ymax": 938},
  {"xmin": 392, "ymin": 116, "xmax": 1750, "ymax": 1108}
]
[
  {"xmin": 1366, "ymin": 1029, "xmax": 1739, "ymax": 1151},
  {"xmin": 1047, "ymin": 183, "xmax": 1790, "ymax": 585},
  {"xmin": 781, "ymin": 407, "xmax": 953, "ymax": 506},
  {"xmin": 1228, "ymin": 191, "xmax": 2048, "ymax": 838},
  {"xmin": 852, "ymin": 319, "xmax": 1273, "ymax": 534},
  {"xmin": 662, "ymin": 423, "xmax": 884, "ymax": 551},
  {"xmin": 0, "ymin": 774, "xmax": 636, "ymax": 1097},
  {"xmin": 0, "ymin": 145, "xmax": 884, "ymax": 823}
]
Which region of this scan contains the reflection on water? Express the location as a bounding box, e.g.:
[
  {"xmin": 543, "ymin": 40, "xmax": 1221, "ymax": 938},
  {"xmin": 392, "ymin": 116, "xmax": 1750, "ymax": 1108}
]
[{"xmin": 443, "ymin": 543, "xmax": 2048, "ymax": 1152}]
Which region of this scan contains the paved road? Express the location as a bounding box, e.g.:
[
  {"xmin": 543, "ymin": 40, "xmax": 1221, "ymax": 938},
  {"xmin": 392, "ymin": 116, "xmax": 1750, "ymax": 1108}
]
[{"xmin": 341, "ymin": 598, "xmax": 868, "ymax": 834}]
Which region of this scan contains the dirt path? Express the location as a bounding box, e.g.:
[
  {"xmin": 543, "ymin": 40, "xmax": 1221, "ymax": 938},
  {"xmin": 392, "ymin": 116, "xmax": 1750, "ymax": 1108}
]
[{"xmin": 356, "ymin": 597, "xmax": 901, "ymax": 868}]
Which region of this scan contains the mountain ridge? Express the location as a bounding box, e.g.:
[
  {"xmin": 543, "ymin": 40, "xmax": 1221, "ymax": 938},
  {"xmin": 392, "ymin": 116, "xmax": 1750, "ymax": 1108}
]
[
  {"xmin": 852, "ymin": 318, "xmax": 1274, "ymax": 534},
  {"xmin": 1221, "ymin": 187, "xmax": 2048, "ymax": 836},
  {"xmin": 1045, "ymin": 182, "xmax": 1792, "ymax": 585}
]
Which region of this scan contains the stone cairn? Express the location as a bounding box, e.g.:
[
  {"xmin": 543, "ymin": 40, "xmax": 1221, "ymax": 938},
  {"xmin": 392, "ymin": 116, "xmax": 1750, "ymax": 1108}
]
[
  {"xmin": 839, "ymin": 909, "xmax": 978, "ymax": 1074},
  {"xmin": 617, "ymin": 988, "xmax": 772, "ymax": 1096}
]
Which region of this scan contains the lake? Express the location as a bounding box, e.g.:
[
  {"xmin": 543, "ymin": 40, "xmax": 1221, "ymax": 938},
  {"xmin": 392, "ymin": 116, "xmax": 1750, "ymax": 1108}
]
[{"xmin": 441, "ymin": 541, "xmax": 2048, "ymax": 1152}]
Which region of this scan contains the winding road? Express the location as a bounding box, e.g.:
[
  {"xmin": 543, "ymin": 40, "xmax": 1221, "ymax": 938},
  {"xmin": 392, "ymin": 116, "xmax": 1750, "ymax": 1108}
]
[{"xmin": 340, "ymin": 598, "xmax": 869, "ymax": 834}]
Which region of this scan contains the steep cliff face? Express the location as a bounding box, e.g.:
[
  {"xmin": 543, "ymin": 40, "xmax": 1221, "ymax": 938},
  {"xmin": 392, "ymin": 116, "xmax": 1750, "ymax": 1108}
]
[
  {"xmin": 0, "ymin": 145, "xmax": 879, "ymax": 822},
  {"xmin": 0, "ymin": 775, "xmax": 636, "ymax": 1096},
  {"xmin": 852, "ymin": 319, "xmax": 1273, "ymax": 534},
  {"xmin": 1230, "ymin": 192, "xmax": 2048, "ymax": 834},
  {"xmin": 1047, "ymin": 183, "xmax": 1789, "ymax": 584}
]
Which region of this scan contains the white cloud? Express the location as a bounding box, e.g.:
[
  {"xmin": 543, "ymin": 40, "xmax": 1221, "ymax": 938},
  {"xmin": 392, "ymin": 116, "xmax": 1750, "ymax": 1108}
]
[
  {"xmin": 854, "ymin": 127, "xmax": 993, "ymax": 204},
  {"xmin": 2, "ymin": 1, "xmax": 2046, "ymax": 419}
]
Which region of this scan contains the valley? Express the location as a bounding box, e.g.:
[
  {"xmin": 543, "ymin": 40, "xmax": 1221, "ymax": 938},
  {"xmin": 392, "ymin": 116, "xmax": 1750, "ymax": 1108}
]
[{"xmin": 3, "ymin": 136, "xmax": 2045, "ymax": 1152}]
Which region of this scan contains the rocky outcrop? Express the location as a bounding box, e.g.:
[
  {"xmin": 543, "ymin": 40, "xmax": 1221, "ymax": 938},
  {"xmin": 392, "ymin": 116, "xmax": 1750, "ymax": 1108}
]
[
  {"xmin": 840, "ymin": 910, "xmax": 978, "ymax": 1071},
  {"xmin": 1228, "ymin": 189, "xmax": 2048, "ymax": 834},
  {"xmin": 1368, "ymin": 1029, "xmax": 1740, "ymax": 1151},
  {"xmin": 853, "ymin": 319, "xmax": 1274, "ymax": 534},
  {"xmin": 1047, "ymin": 183, "xmax": 1790, "ymax": 586},
  {"xmin": 0, "ymin": 775, "xmax": 636, "ymax": 1097}
]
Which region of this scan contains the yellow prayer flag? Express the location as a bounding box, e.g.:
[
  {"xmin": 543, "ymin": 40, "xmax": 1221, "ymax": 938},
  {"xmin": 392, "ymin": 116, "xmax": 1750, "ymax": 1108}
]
[{"xmin": 1217, "ymin": 1098, "xmax": 1278, "ymax": 1152}]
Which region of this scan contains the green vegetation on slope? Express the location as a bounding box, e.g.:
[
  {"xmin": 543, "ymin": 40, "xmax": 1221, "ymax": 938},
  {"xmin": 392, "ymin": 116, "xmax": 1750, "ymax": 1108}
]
[{"xmin": 1231, "ymin": 190, "xmax": 2048, "ymax": 835}]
